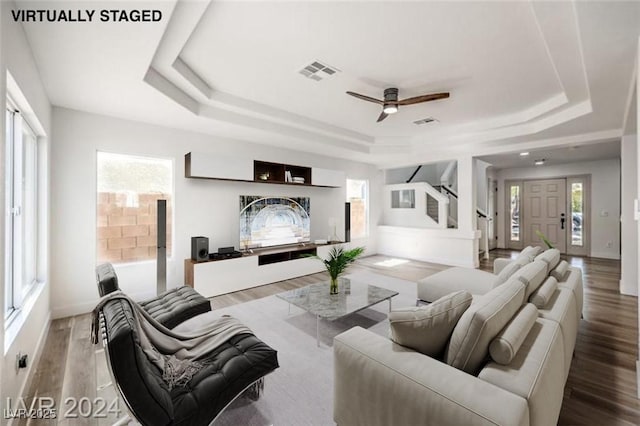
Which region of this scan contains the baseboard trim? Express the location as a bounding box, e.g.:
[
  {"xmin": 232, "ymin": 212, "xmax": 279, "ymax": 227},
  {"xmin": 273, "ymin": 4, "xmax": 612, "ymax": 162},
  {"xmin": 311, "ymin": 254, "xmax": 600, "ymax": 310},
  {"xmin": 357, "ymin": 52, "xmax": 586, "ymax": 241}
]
[
  {"xmin": 619, "ymin": 279, "xmax": 639, "ymax": 296},
  {"xmin": 637, "ymin": 360, "xmax": 640, "ymax": 399},
  {"xmin": 52, "ymin": 301, "xmax": 97, "ymax": 319},
  {"xmin": 51, "ymin": 289, "xmax": 171, "ymax": 319},
  {"xmin": 590, "ymin": 251, "xmax": 621, "ymax": 260}
]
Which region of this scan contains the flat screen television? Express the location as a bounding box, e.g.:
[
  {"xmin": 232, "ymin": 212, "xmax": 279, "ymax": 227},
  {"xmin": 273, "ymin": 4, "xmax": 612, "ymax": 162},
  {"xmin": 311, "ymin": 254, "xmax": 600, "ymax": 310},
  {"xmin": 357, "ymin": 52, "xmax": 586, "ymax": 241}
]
[{"xmin": 240, "ymin": 195, "xmax": 311, "ymax": 249}]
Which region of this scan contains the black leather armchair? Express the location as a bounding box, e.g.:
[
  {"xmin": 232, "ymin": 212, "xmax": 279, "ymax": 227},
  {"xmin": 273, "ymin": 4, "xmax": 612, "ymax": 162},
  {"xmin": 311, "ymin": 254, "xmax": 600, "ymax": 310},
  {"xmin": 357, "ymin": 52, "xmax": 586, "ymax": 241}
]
[{"xmin": 99, "ymin": 297, "xmax": 279, "ymax": 425}]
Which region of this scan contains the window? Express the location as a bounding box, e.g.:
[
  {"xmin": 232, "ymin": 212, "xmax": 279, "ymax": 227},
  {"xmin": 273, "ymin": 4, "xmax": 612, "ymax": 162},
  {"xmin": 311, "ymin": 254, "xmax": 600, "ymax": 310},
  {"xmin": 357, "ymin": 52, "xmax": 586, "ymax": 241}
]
[
  {"xmin": 346, "ymin": 179, "xmax": 368, "ymax": 239},
  {"xmin": 570, "ymin": 182, "xmax": 583, "ymax": 246},
  {"xmin": 5, "ymin": 103, "xmax": 40, "ymax": 315},
  {"xmin": 509, "ymin": 184, "xmax": 520, "ymax": 242},
  {"xmin": 391, "ymin": 189, "xmax": 415, "ymax": 208},
  {"xmin": 97, "ymin": 152, "xmax": 173, "ymax": 264}
]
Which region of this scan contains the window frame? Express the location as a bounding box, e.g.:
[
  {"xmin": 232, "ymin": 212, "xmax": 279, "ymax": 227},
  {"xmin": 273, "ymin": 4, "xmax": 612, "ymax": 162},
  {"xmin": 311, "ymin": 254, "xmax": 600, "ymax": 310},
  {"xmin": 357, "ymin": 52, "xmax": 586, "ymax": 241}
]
[
  {"xmin": 5, "ymin": 99, "xmax": 40, "ymax": 317},
  {"xmin": 96, "ymin": 151, "xmax": 175, "ymax": 265},
  {"xmin": 566, "ymin": 175, "xmax": 590, "ymax": 256},
  {"xmin": 346, "ymin": 178, "xmax": 369, "ymax": 239},
  {"xmin": 391, "ymin": 189, "xmax": 415, "ymax": 209},
  {"xmin": 505, "ymin": 180, "xmax": 523, "ymax": 250}
]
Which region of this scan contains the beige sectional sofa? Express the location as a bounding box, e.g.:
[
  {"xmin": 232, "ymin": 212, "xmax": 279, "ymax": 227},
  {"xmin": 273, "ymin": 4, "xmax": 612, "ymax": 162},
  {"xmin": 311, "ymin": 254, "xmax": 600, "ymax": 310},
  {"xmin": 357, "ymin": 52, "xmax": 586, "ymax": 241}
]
[{"xmin": 333, "ymin": 248, "xmax": 582, "ymax": 426}]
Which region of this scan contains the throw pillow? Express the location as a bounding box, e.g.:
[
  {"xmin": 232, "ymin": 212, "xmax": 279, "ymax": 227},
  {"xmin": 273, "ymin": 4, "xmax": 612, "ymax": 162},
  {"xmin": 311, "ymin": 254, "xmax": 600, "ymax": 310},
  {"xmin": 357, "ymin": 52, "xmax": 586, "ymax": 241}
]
[
  {"xmin": 529, "ymin": 276, "xmax": 558, "ymax": 308},
  {"xmin": 489, "ymin": 303, "xmax": 538, "ymax": 365},
  {"xmin": 389, "ymin": 291, "xmax": 473, "ymax": 357},
  {"xmin": 514, "ymin": 260, "xmax": 548, "ymax": 301},
  {"xmin": 517, "ymin": 246, "xmax": 543, "ymax": 263},
  {"xmin": 494, "ymin": 261, "xmax": 522, "ymax": 287},
  {"xmin": 445, "ymin": 280, "xmax": 526, "ymax": 374}
]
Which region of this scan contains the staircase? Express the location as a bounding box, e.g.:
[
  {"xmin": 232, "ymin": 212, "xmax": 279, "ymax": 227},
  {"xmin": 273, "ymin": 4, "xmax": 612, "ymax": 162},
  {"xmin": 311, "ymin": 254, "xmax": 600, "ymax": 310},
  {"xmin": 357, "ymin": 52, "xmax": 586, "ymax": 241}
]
[
  {"xmin": 426, "ymin": 192, "xmax": 440, "ymax": 223},
  {"xmin": 402, "ymin": 161, "xmax": 490, "ymax": 259}
]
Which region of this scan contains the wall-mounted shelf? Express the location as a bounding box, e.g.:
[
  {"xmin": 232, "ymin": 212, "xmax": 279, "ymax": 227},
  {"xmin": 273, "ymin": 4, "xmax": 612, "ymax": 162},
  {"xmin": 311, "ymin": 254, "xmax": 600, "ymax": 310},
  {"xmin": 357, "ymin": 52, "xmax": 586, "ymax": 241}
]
[
  {"xmin": 254, "ymin": 160, "xmax": 312, "ymax": 186},
  {"xmin": 185, "ymin": 152, "xmax": 343, "ymax": 188}
]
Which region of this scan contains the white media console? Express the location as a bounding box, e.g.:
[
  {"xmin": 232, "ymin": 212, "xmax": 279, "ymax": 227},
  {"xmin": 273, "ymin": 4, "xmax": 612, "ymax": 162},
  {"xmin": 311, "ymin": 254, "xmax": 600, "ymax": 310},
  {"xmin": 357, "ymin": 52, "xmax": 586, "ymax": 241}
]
[{"xmin": 184, "ymin": 243, "xmax": 349, "ymax": 297}]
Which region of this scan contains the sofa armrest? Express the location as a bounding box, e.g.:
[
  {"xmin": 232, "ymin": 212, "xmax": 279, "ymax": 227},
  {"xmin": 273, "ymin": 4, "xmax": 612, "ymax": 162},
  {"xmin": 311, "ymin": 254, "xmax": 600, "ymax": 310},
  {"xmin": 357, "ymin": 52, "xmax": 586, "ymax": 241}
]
[
  {"xmin": 557, "ymin": 267, "xmax": 583, "ymax": 319},
  {"xmin": 334, "ymin": 327, "xmax": 529, "ymax": 426}
]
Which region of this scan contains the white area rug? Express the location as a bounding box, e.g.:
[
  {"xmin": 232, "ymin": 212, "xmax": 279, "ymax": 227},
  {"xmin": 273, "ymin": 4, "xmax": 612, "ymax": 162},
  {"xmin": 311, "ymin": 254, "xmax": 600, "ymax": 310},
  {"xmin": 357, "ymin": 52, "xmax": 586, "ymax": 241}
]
[{"xmin": 184, "ymin": 271, "xmax": 417, "ymax": 426}]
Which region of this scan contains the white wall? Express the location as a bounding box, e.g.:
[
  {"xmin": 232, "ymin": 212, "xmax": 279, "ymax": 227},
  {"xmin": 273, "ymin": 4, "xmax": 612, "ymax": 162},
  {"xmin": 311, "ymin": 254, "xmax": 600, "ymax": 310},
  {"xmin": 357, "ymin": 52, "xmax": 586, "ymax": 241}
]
[
  {"xmin": 0, "ymin": 0, "xmax": 52, "ymax": 413},
  {"xmin": 378, "ymin": 226, "xmax": 480, "ymax": 268},
  {"xmin": 496, "ymin": 158, "xmax": 621, "ymax": 259},
  {"xmin": 51, "ymin": 107, "xmax": 382, "ymax": 318},
  {"xmin": 382, "ymin": 182, "xmax": 447, "ymax": 228},
  {"xmin": 633, "ymin": 38, "xmax": 639, "ymax": 394},
  {"xmin": 475, "ymin": 159, "xmax": 492, "ymax": 213},
  {"xmin": 620, "ymin": 134, "xmax": 637, "ymax": 295}
]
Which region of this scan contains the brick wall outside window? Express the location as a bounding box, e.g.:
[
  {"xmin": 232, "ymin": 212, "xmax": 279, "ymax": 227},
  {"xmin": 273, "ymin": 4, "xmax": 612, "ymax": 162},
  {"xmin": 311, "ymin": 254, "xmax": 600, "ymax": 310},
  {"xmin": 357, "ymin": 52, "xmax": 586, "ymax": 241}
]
[
  {"xmin": 97, "ymin": 192, "xmax": 172, "ymax": 263},
  {"xmin": 349, "ymin": 198, "xmax": 366, "ymax": 239}
]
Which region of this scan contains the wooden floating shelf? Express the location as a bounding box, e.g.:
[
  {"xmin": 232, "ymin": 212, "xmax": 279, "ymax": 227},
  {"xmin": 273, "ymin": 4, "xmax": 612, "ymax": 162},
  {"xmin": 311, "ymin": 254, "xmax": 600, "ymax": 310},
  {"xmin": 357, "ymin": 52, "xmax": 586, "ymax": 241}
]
[{"xmin": 185, "ymin": 152, "xmax": 343, "ymax": 188}]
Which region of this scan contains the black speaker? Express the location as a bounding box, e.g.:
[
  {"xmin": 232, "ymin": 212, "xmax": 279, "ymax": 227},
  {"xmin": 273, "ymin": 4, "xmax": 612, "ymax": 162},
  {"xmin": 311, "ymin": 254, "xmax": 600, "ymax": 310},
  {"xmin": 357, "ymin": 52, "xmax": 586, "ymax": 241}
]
[
  {"xmin": 191, "ymin": 236, "xmax": 209, "ymax": 261},
  {"xmin": 345, "ymin": 202, "xmax": 351, "ymax": 243}
]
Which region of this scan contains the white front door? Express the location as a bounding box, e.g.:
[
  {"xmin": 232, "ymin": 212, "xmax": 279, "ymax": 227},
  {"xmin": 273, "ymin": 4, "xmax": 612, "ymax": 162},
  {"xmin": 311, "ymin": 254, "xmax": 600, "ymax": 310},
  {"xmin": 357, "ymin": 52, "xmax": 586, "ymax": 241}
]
[{"xmin": 523, "ymin": 179, "xmax": 567, "ymax": 253}]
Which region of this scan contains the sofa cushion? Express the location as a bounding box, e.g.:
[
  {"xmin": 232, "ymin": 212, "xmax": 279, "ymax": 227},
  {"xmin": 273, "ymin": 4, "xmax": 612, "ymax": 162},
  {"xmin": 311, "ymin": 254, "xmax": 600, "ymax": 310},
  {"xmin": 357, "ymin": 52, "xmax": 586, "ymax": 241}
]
[
  {"xmin": 417, "ymin": 268, "xmax": 498, "ymax": 302},
  {"xmin": 389, "ymin": 291, "xmax": 473, "ymax": 357},
  {"xmin": 550, "ymin": 260, "xmax": 569, "ymax": 281},
  {"xmin": 537, "ymin": 288, "xmax": 578, "ymax": 380},
  {"xmin": 535, "ymin": 248, "xmax": 561, "ymax": 274},
  {"xmin": 495, "ymin": 261, "xmax": 521, "ymax": 284},
  {"xmin": 513, "ymin": 261, "xmax": 548, "ymax": 301},
  {"xmin": 518, "ymin": 246, "xmax": 543, "ymax": 262},
  {"xmin": 489, "ymin": 303, "xmax": 537, "ymax": 365},
  {"xmin": 479, "ymin": 318, "xmax": 565, "ymax": 426},
  {"xmin": 529, "ymin": 277, "xmax": 558, "ymax": 309},
  {"xmin": 445, "ymin": 280, "xmax": 525, "ymax": 375}
]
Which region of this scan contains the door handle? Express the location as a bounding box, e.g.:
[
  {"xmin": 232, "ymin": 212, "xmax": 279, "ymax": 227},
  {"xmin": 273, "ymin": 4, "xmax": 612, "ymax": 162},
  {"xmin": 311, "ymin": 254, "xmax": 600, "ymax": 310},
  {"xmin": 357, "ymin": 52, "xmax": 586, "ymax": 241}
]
[{"xmin": 560, "ymin": 213, "xmax": 566, "ymax": 230}]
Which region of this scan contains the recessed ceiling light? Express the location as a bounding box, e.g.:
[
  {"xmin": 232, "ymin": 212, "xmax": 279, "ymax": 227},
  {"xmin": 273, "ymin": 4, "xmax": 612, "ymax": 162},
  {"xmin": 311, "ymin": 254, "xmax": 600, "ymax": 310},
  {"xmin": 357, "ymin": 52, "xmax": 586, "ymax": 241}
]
[
  {"xmin": 534, "ymin": 159, "xmax": 546, "ymax": 166},
  {"xmin": 519, "ymin": 152, "xmax": 530, "ymax": 156}
]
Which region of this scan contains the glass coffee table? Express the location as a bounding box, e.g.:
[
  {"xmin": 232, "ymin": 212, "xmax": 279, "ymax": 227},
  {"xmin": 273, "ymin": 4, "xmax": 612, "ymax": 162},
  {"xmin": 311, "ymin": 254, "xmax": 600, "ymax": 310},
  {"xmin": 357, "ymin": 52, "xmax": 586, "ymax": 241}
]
[{"xmin": 276, "ymin": 278, "xmax": 399, "ymax": 347}]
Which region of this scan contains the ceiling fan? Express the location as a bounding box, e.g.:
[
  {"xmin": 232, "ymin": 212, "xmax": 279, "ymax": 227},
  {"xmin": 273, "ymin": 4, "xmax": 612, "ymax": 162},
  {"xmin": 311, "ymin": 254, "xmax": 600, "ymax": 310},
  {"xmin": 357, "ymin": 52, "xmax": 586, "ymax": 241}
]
[{"xmin": 346, "ymin": 88, "xmax": 450, "ymax": 122}]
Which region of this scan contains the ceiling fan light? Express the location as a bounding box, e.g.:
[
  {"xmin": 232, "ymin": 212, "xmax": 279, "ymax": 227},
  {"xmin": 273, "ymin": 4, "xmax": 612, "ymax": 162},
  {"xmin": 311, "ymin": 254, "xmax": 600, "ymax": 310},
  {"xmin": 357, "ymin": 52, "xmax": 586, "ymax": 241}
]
[{"xmin": 383, "ymin": 104, "xmax": 398, "ymax": 114}]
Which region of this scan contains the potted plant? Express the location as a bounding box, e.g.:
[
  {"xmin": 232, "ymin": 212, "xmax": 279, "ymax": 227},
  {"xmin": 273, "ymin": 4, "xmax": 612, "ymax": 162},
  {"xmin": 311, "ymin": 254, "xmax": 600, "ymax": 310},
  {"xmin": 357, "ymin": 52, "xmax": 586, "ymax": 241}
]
[
  {"xmin": 535, "ymin": 230, "xmax": 554, "ymax": 249},
  {"xmin": 313, "ymin": 246, "xmax": 365, "ymax": 294}
]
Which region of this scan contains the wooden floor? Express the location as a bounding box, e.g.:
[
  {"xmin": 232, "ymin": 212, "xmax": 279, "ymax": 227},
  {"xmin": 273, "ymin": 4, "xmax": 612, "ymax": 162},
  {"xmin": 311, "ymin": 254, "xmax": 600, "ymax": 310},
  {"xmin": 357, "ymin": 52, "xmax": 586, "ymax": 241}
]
[{"xmin": 19, "ymin": 251, "xmax": 638, "ymax": 425}]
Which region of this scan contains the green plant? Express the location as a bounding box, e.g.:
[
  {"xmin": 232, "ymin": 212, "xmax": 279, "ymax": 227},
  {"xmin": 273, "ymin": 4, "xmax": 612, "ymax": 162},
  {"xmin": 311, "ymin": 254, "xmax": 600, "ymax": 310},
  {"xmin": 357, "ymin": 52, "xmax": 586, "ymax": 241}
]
[
  {"xmin": 535, "ymin": 230, "xmax": 554, "ymax": 249},
  {"xmin": 309, "ymin": 246, "xmax": 365, "ymax": 294}
]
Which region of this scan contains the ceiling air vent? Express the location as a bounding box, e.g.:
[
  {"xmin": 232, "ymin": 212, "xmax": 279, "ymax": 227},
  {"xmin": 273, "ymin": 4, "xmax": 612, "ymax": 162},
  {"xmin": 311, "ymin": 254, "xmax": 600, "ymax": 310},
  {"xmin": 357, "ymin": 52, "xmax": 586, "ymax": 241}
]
[
  {"xmin": 413, "ymin": 117, "xmax": 438, "ymax": 125},
  {"xmin": 298, "ymin": 61, "xmax": 340, "ymax": 81}
]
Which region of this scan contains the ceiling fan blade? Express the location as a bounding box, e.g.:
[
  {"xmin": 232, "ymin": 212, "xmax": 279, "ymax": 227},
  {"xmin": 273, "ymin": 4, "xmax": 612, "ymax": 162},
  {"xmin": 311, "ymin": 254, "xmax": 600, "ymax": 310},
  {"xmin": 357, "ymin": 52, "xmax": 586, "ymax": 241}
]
[
  {"xmin": 377, "ymin": 111, "xmax": 389, "ymax": 122},
  {"xmin": 346, "ymin": 91, "xmax": 384, "ymax": 105},
  {"xmin": 396, "ymin": 92, "xmax": 450, "ymax": 106}
]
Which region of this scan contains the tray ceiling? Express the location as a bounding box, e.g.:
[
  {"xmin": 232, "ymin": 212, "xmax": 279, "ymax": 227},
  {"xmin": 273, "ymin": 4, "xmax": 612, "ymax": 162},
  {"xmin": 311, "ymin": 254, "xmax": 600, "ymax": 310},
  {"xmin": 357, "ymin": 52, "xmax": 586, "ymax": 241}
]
[{"xmin": 18, "ymin": 0, "xmax": 640, "ymax": 166}]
